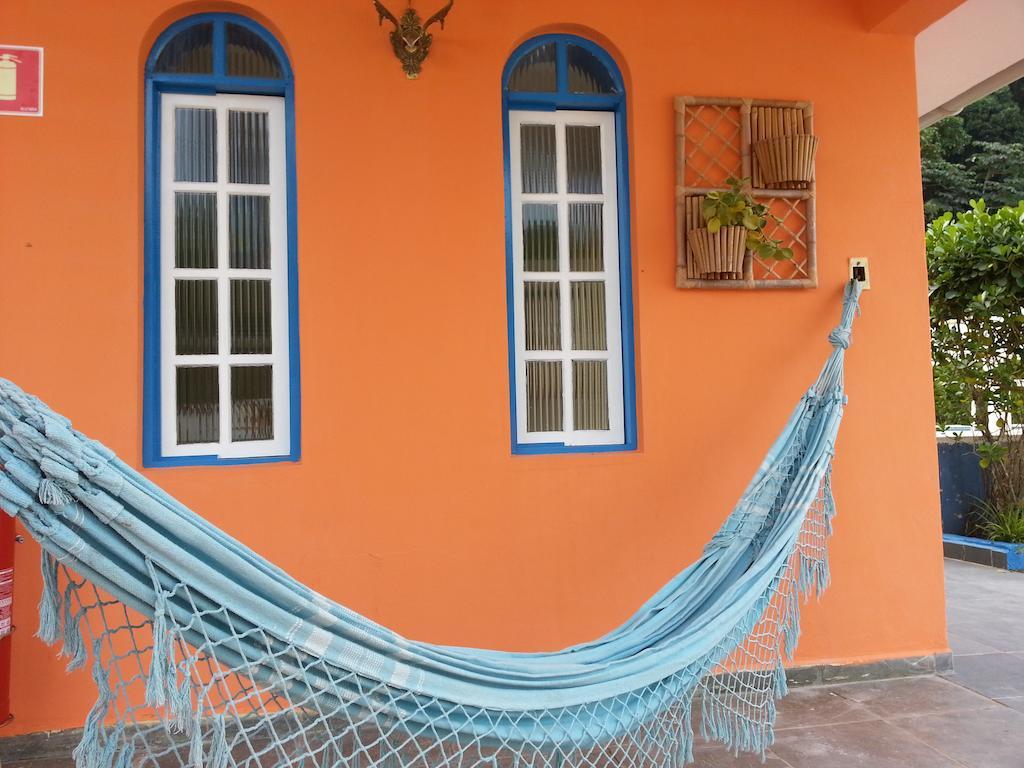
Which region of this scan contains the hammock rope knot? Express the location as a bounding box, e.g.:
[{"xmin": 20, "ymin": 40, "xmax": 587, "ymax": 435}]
[{"xmin": 827, "ymin": 327, "xmax": 851, "ymax": 349}]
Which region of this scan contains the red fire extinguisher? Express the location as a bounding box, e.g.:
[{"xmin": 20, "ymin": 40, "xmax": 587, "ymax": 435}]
[{"xmin": 0, "ymin": 513, "xmax": 14, "ymax": 725}]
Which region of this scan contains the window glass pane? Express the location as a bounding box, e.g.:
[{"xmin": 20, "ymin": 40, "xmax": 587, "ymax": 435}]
[
  {"xmin": 226, "ymin": 23, "xmax": 283, "ymax": 79},
  {"xmin": 176, "ymin": 366, "xmax": 219, "ymax": 444},
  {"xmin": 175, "ymin": 108, "xmax": 217, "ymax": 182},
  {"xmin": 571, "ymin": 281, "xmax": 607, "ymax": 351},
  {"xmin": 524, "ymin": 281, "xmax": 561, "ymax": 351},
  {"xmin": 526, "ymin": 361, "xmax": 562, "ymax": 432},
  {"xmin": 566, "ymin": 125, "xmax": 602, "ymax": 194},
  {"xmin": 507, "ymin": 42, "xmax": 556, "ymax": 92},
  {"xmin": 568, "ymin": 45, "xmax": 617, "ymax": 94},
  {"xmin": 231, "ymin": 365, "xmax": 273, "ymax": 442},
  {"xmin": 175, "ymin": 192, "xmax": 217, "ymax": 269},
  {"xmin": 231, "ymin": 279, "xmax": 272, "ymax": 354},
  {"xmin": 230, "ymin": 195, "xmax": 270, "ymax": 269},
  {"xmin": 523, "ymin": 203, "xmax": 558, "ymax": 272},
  {"xmin": 229, "ymin": 110, "xmax": 270, "ymax": 184},
  {"xmin": 573, "ymin": 360, "xmax": 609, "ymax": 430},
  {"xmin": 569, "ymin": 203, "xmax": 603, "ymax": 271},
  {"xmin": 520, "ymin": 124, "xmax": 556, "ymax": 194},
  {"xmin": 175, "ymin": 280, "xmax": 218, "ymax": 355},
  {"xmin": 154, "ymin": 23, "xmax": 213, "ymax": 74}
]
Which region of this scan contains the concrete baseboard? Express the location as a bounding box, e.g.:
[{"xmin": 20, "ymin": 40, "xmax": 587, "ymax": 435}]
[
  {"xmin": 785, "ymin": 651, "xmax": 954, "ymax": 687},
  {"xmin": 943, "ymin": 533, "xmax": 1024, "ymax": 570},
  {"xmin": 0, "ymin": 652, "xmax": 954, "ymax": 762}
]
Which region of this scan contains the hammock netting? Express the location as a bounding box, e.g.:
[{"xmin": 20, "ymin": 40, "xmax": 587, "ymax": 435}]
[{"xmin": 0, "ymin": 283, "xmax": 862, "ymax": 768}]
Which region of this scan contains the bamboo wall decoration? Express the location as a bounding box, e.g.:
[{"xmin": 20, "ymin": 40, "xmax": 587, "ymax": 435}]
[{"xmin": 675, "ymin": 96, "xmax": 818, "ymax": 289}]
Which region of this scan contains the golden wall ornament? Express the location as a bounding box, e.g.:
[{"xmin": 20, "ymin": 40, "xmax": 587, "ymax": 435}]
[{"xmin": 373, "ymin": 0, "xmax": 453, "ymax": 79}]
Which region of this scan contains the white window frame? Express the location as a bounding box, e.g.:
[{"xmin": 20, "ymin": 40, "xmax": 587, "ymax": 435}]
[
  {"xmin": 159, "ymin": 92, "xmax": 291, "ymax": 459},
  {"xmin": 509, "ymin": 110, "xmax": 625, "ymax": 446}
]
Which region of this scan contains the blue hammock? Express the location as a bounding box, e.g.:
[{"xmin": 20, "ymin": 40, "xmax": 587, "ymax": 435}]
[{"xmin": 0, "ymin": 282, "xmax": 862, "ymax": 768}]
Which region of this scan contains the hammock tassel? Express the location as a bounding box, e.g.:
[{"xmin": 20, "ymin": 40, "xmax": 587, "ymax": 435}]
[
  {"xmin": 61, "ymin": 582, "xmax": 87, "ymax": 672},
  {"xmin": 36, "ymin": 550, "xmax": 61, "ymax": 645},
  {"xmin": 73, "ymin": 642, "xmax": 112, "ymax": 768},
  {"xmin": 782, "ymin": 586, "xmax": 802, "ymax": 660},
  {"xmin": 144, "ymin": 588, "xmax": 171, "ymax": 708},
  {"xmin": 188, "ymin": 703, "xmax": 205, "ymax": 768},
  {"xmin": 97, "ymin": 723, "xmax": 124, "ymax": 768},
  {"xmin": 208, "ymin": 714, "xmax": 230, "ymax": 768},
  {"xmin": 171, "ymin": 668, "xmax": 193, "ymax": 734},
  {"xmin": 773, "ymin": 660, "xmax": 789, "ymax": 698},
  {"xmin": 677, "ymin": 697, "xmax": 695, "ymax": 765},
  {"xmin": 188, "ymin": 708, "xmax": 205, "ymax": 768},
  {"xmin": 113, "ymin": 740, "xmax": 135, "ymax": 768},
  {"xmin": 38, "ymin": 477, "xmax": 73, "ymax": 508}
]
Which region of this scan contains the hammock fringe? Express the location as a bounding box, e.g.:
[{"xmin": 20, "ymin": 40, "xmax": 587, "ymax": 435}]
[
  {"xmin": 73, "ymin": 641, "xmax": 113, "ymax": 768},
  {"xmin": 36, "ymin": 549, "xmax": 61, "ymax": 644},
  {"xmin": 144, "ymin": 591, "xmax": 171, "ymax": 709},
  {"xmin": 60, "ymin": 582, "xmax": 87, "ymax": 672}
]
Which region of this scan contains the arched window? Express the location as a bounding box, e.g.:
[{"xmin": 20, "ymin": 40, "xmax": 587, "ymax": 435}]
[
  {"xmin": 502, "ymin": 35, "xmax": 636, "ymax": 454},
  {"xmin": 143, "ymin": 14, "xmax": 299, "ymax": 466}
]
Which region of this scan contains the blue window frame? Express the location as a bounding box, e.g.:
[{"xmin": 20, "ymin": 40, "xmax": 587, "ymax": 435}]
[
  {"xmin": 143, "ymin": 14, "xmax": 300, "ymax": 467},
  {"xmin": 502, "ymin": 35, "xmax": 637, "ymax": 455}
]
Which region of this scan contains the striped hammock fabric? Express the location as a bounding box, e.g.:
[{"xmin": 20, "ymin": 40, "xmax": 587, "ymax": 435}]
[{"xmin": 0, "ymin": 282, "xmax": 862, "ymax": 768}]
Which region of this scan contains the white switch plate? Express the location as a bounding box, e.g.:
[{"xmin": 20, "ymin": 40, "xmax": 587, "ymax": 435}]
[{"xmin": 849, "ymin": 258, "xmax": 871, "ymax": 289}]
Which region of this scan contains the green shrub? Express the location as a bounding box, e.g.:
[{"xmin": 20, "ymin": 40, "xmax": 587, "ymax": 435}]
[
  {"xmin": 970, "ymin": 500, "xmax": 1024, "ymax": 544},
  {"xmin": 928, "ymin": 200, "xmax": 1024, "ymax": 510}
]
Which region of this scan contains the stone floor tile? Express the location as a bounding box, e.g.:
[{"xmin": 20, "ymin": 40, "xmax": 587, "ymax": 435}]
[
  {"xmin": 946, "ymin": 629, "xmax": 1002, "ymax": 656},
  {"xmin": 774, "ymin": 686, "xmax": 878, "ymax": 729},
  {"xmin": 950, "ymin": 618, "xmax": 1024, "ymax": 653},
  {"xmin": 942, "ymin": 652, "xmax": 1024, "ymax": 699},
  {"xmin": 769, "ymin": 719, "xmax": 962, "ymax": 768},
  {"xmin": 829, "ymin": 674, "xmax": 998, "ymax": 719},
  {"xmin": 996, "ymin": 696, "xmax": 1024, "ymax": 713},
  {"xmin": 891, "ymin": 705, "xmax": 1024, "ymax": 768}
]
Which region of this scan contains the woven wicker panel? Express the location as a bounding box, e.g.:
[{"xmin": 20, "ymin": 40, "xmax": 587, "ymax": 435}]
[
  {"xmin": 751, "ymin": 197, "xmax": 812, "ymax": 281},
  {"xmin": 683, "ymin": 105, "xmax": 742, "ymax": 189},
  {"xmin": 675, "ymin": 97, "xmax": 817, "ymax": 289}
]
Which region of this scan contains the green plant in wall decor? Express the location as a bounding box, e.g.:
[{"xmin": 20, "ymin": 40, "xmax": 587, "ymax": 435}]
[
  {"xmin": 686, "ymin": 177, "xmax": 793, "ymax": 278},
  {"xmin": 929, "ymin": 200, "xmax": 1024, "ymax": 521}
]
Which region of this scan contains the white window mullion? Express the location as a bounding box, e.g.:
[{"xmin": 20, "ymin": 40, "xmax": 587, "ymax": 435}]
[
  {"xmin": 599, "ymin": 118, "xmax": 624, "ymax": 444},
  {"xmin": 159, "ymin": 98, "xmax": 177, "ymax": 457},
  {"xmin": 554, "ymin": 120, "xmax": 574, "ymax": 435},
  {"xmin": 216, "ymin": 102, "xmax": 232, "ymax": 450}
]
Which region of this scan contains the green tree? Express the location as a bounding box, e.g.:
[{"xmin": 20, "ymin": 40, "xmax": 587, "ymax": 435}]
[
  {"xmin": 928, "ymin": 201, "xmax": 1024, "ymax": 510},
  {"xmin": 922, "ymin": 86, "xmax": 1024, "ymax": 222}
]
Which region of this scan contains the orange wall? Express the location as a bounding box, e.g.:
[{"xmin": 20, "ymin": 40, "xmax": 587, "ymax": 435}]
[{"xmin": 0, "ymin": 0, "xmax": 947, "ymax": 736}]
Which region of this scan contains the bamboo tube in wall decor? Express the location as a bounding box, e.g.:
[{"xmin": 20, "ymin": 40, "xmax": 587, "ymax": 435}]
[
  {"xmin": 753, "ymin": 134, "xmax": 819, "ymax": 189},
  {"xmin": 686, "ymin": 226, "xmax": 747, "ymax": 278}
]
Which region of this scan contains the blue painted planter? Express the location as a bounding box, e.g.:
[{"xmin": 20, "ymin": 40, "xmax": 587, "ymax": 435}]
[{"xmin": 943, "ymin": 533, "xmax": 1024, "ymax": 571}]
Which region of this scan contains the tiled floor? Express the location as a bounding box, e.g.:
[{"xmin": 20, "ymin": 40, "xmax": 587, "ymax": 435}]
[
  {"xmin": 4, "ymin": 559, "xmax": 1024, "ymax": 767},
  {"xmin": 691, "ymin": 557, "xmax": 1024, "ymax": 767}
]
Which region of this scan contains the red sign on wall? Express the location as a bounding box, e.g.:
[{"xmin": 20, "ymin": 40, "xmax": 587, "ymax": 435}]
[{"xmin": 0, "ymin": 45, "xmax": 43, "ymax": 117}]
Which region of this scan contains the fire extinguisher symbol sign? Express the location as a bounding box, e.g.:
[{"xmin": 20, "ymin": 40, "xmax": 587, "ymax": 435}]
[{"xmin": 0, "ymin": 45, "xmax": 42, "ymax": 118}]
